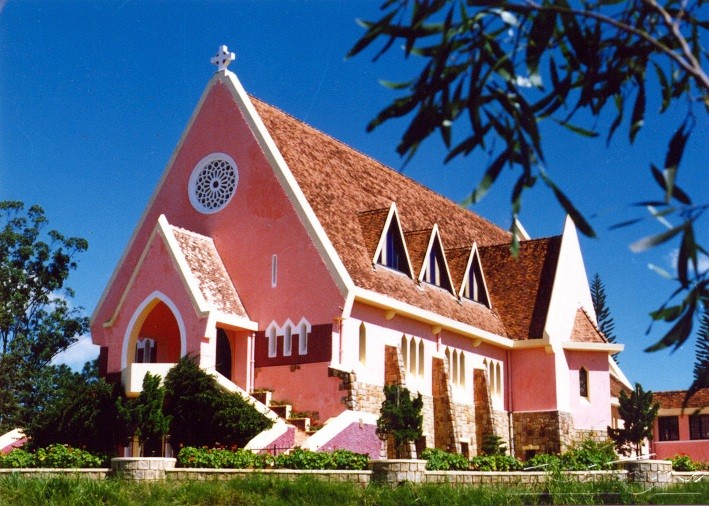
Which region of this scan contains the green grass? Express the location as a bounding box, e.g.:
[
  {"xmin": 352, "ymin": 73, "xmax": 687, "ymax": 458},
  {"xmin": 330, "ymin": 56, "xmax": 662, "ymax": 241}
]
[{"xmin": 0, "ymin": 475, "xmax": 709, "ymax": 505}]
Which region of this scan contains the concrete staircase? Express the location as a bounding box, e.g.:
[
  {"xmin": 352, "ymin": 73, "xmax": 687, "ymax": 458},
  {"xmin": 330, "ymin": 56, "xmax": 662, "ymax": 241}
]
[{"xmin": 251, "ymin": 390, "xmax": 319, "ymax": 446}]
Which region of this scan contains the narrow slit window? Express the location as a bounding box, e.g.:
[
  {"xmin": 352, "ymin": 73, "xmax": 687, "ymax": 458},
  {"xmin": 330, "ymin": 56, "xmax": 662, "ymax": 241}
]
[
  {"xmin": 359, "ymin": 323, "xmax": 366, "ymax": 365},
  {"xmin": 271, "ymin": 255, "xmax": 278, "ymax": 288},
  {"xmin": 579, "ymin": 368, "xmax": 589, "ymax": 398},
  {"xmin": 299, "ymin": 322, "xmax": 308, "ymax": 355},
  {"xmin": 268, "ymin": 326, "xmax": 277, "ymax": 358},
  {"xmin": 283, "ymin": 324, "xmax": 292, "ymax": 356}
]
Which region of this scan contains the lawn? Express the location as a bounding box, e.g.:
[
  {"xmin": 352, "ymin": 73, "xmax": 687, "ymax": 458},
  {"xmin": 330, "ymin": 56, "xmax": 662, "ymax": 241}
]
[{"xmin": 1, "ymin": 474, "xmax": 708, "ymax": 505}]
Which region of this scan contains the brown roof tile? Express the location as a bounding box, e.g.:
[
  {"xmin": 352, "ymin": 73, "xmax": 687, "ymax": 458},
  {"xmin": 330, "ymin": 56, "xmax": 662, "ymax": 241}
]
[
  {"xmin": 171, "ymin": 226, "xmax": 249, "ymax": 318},
  {"xmin": 404, "ymin": 229, "xmax": 432, "ymax": 279},
  {"xmin": 654, "ymin": 388, "xmax": 709, "ymax": 410},
  {"xmin": 446, "ymin": 247, "xmax": 472, "ymax": 294},
  {"xmin": 479, "ymin": 236, "xmax": 562, "ymax": 340},
  {"xmin": 252, "ymin": 97, "xmax": 514, "ymax": 337},
  {"xmin": 571, "ymin": 308, "xmax": 607, "ymax": 344},
  {"xmin": 357, "ymin": 208, "xmax": 389, "ymax": 262},
  {"xmin": 610, "ymin": 375, "xmax": 631, "ymax": 398}
]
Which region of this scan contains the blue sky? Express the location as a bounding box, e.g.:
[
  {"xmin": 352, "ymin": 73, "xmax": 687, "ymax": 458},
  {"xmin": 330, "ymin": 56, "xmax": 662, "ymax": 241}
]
[{"xmin": 0, "ymin": 1, "xmax": 706, "ymax": 391}]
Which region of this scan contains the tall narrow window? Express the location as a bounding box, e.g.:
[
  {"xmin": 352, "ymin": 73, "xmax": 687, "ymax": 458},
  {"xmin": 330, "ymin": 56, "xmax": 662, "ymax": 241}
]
[
  {"xmin": 424, "ymin": 240, "xmax": 452, "ymax": 291},
  {"xmin": 283, "ymin": 324, "xmax": 292, "ymax": 356},
  {"xmin": 459, "ymin": 352, "xmax": 465, "ymax": 386},
  {"xmin": 452, "ymin": 350, "xmax": 459, "ymax": 385},
  {"xmin": 408, "ymin": 338, "xmax": 416, "ymax": 375},
  {"xmin": 579, "ymin": 368, "xmax": 589, "ymax": 398},
  {"xmin": 462, "ymin": 252, "xmax": 489, "ymax": 307},
  {"xmin": 359, "ymin": 323, "xmax": 366, "ymax": 365},
  {"xmin": 377, "ymin": 220, "xmax": 410, "ymax": 276},
  {"xmin": 401, "ymin": 335, "xmax": 408, "ymax": 372},
  {"xmin": 271, "ymin": 255, "xmax": 278, "ymax": 288},
  {"xmin": 268, "ymin": 326, "xmax": 277, "ymax": 358},
  {"xmin": 299, "ymin": 322, "xmax": 309, "ymax": 355},
  {"xmin": 495, "ymin": 362, "xmax": 502, "ymax": 398},
  {"xmin": 418, "ymin": 340, "xmax": 425, "ymax": 377}
]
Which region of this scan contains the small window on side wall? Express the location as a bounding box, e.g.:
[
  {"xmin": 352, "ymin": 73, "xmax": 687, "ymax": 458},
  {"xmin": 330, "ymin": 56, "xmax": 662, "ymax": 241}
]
[
  {"xmin": 658, "ymin": 416, "xmax": 680, "ymax": 441},
  {"xmin": 579, "ymin": 367, "xmax": 589, "ymax": 399}
]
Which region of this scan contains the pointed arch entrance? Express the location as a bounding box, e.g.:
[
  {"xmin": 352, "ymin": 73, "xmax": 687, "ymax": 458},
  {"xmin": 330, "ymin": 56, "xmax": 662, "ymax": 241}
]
[{"xmin": 122, "ymin": 292, "xmax": 186, "ymax": 369}]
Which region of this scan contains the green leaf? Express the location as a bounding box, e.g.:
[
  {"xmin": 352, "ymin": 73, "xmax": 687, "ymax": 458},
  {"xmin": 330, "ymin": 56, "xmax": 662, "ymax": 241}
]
[
  {"xmin": 630, "ymin": 224, "xmax": 685, "ymax": 252},
  {"xmin": 550, "ymin": 118, "xmax": 599, "ymax": 137},
  {"xmin": 629, "ymin": 81, "xmax": 645, "ymax": 143},
  {"xmin": 464, "ymin": 150, "xmax": 509, "ymax": 205},
  {"xmin": 539, "ymin": 170, "xmax": 595, "ymax": 237},
  {"xmin": 526, "ymin": 10, "xmax": 556, "ymax": 77}
]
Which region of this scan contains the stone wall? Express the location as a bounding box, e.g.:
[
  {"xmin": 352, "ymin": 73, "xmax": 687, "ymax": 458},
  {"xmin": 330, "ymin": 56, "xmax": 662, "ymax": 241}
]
[{"xmin": 513, "ymin": 411, "xmax": 565, "ymax": 458}]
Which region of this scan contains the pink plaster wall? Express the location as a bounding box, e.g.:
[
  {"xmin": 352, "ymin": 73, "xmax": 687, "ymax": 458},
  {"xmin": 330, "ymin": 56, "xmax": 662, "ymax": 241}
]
[
  {"xmin": 92, "ymin": 78, "xmax": 344, "ymax": 374},
  {"xmin": 254, "ymin": 362, "xmax": 344, "ymax": 423},
  {"xmin": 653, "ymin": 415, "xmax": 709, "ymax": 462},
  {"xmin": 564, "ymin": 350, "xmax": 611, "ymax": 430},
  {"xmin": 509, "ymin": 347, "xmax": 557, "ymax": 412},
  {"xmin": 318, "ymin": 422, "xmax": 381, "ymax": 460}
]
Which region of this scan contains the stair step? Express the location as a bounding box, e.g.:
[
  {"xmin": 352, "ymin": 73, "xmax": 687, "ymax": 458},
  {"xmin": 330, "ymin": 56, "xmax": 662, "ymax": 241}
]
[
  {"xmin": 288, "ymin": 417, "xmax": 310, "ymax": 432},
  {"xmin": 270, "ymin": 404, "xmax": 292, "ymax": 419},
  {"xmin": 251, "ymin": 390, "xmax": 272, "ymax": 406}
]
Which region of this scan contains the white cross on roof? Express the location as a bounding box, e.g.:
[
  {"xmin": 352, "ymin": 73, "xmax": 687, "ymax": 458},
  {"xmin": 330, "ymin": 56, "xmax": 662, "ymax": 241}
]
[{"xmin": 211, "ymin": 45, "xmax": 235, "ymax": 72}]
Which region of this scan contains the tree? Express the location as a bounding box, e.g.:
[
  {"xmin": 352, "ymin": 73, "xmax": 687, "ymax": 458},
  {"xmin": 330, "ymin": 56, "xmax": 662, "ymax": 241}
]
[
  {"xmin": 0, "ymin": 201, "xmax": 89, "ymax": 431},
  {"xmin": 121, "ymin": 373, "xmax": 171, "ymax": 456},
  {"xmin": 607, "ymin": 382, "xmax": 659, "ymax": 456},
  {"xmin": 376, "ymin": 384, "xmax": 424, "ymax": 458},
  {"xmin": 687, "ymin": 307, "xmax": 709, "ymax": 404},
  {"xmin": 23, "ymin": 361, "xmax": 129, "ymax": 455},
  {"xmin": 590, "ymin": 273, "xmax": 619, "ymax": 362},
  {"xmin": 349, "ymin": 1, "xmax": 708, "ymax": 389},
  {"xmin": 163, "ymin": 357, "xmax": 272, "ymax": 449}
]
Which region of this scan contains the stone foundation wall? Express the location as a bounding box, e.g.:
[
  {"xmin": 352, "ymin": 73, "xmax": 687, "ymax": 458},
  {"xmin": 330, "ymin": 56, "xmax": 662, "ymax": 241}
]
[{"xmin": 512, "ymin": 411, "xmax": 565, "ymax": 458}]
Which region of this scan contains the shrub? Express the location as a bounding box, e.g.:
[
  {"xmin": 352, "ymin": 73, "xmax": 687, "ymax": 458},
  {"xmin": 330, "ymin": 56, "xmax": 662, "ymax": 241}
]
[
  {"xmin": 176, "ymin": 447, "xmax": 368, "ymax": 470},
  {"xmin": 0, "ymin": 445, "xmax": 106, "ymax": 468},
  {"xmin": 670, "ymin": 454, "xmax": 700, "ymax": 472},
  {"xmin": 420, "ymin": 448, "xmax": 469, "ymax": 470},
  {"xmin": 376, "ymin": 384, "xmax": 423, "ymax": 458},
  {"xmin": 163, "ymin": 357, "xmax": 272, "ymax": 449},
  {"xmin": 470, "ymin": 454, "xmax": 522, "ymax": 471},
  {"xmin": 480, "ymin": 434, "xmax": 507, "ymax": 456},
  {"xmin": 561, "ymin": 439, "xmax": 616, "ymax": 470},
  {"xmin": 524, "ymin": 453, "xmax": 563, "ymax": 472},
  {"xmin": 0, "ymin": 448, "xmax": 34, "ymax": 468},
  {"xmin": 328, "ymin": 449, "xmax": 369, "ymax": 470}
]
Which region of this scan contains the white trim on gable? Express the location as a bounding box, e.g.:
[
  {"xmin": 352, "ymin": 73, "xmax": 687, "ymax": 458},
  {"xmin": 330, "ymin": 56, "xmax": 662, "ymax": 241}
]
[
  {"xmin": 121, "ymin": 291, "xmax": 187, "ymax": 370},
  {"xmin": 372, "ymin": 203, "xmax": 414, "ymax": 277},
  {"xmin": 418, "ymin": 224, "xmax": 454, "ymax": 293},
  {"xmin": 217, "ymin": 71, "xmax": 355, "ymax": 298},
  {"xmin": 457, "ymin": 242, "xmax": 492, "ymax": 307}
]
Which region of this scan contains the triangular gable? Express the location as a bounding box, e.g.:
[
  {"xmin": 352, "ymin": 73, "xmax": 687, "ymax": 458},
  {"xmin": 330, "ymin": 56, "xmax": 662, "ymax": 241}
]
[
  {"xmin": 372, "ymin": 203, "xmax": 413, "ymax": 277},
  {"xmin": 570, "ymin": 308, "xmax": 607, "ymax": 344},
  {"xmin": 106, "ymin": 214, "xmax": 257, "ymax": 331},
  {"xmin": 403, "ymin": 229, "xmax": 431, "ymax": 279},
  {"xmin": 417, "ymin": 225, "xmax": 454, "ymax": 293},
  {"xmin": 457, "ymin": 243, "xmax": 491, "ymax": 307}
]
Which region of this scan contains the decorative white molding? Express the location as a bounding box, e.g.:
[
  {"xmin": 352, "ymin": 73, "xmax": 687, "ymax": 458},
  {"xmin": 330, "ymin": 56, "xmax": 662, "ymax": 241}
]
[{"xmin": 211, "ymin": 45, "xmax": 235, "ymax": 72}]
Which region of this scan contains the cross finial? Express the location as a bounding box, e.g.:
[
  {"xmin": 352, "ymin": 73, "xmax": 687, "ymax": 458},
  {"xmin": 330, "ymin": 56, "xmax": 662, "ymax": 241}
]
[{"xmin": 211, "ymin": 45, "xmax": 235, "ymax": 72}]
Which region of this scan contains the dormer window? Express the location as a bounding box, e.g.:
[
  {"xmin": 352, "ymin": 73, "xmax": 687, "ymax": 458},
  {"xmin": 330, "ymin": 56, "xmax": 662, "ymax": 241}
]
[
  {"xmin": 460, "ymin": 246, "xmax": 490, "ymax": 308},
  {"xmin": 424, "ymin": 240, "xmax": 452, "ymax": 291},
  {"xmin": 374, "ymin": 206, "xmax": 412, "ymax": 277}
]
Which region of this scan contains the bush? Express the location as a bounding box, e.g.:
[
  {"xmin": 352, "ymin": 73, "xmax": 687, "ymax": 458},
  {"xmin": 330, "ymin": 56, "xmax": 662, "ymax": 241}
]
[
  {"xmin": 524, "ymin": 453, "xmax": 563, "ymax": 471},
  {"xmin": 176, "ymin": 446, "xmax": 368, "ymax": 470},
  {"xmin": 0, "ymin": 445, "xmax": 106, "ymax": 468},
  {"xmin": 420, "ymin": 448, "xmax": 469, "ymax": 471},
  {"xmin": 561, "ymin": 439, "xmax": 616, "ymax": 470},
  {"xmin": 670, "ymin": 454, "xmax": 700, "ymax": 472},
  {"xmin": 163, "ymin": 357, "xmax": 272, "ymax": 449},
  {"xmin": 470, "ymin": 454, "xmax": 522, "ymax": 471}
]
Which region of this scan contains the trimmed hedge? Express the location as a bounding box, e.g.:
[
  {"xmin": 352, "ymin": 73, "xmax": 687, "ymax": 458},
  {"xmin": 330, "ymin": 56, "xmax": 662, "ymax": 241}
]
[
  {"xmin": 0, "ymin": 444, "xmax": 107, "ymax": 468},
  {"xmin": 176, "ymin": 447, "xmax": 368, "ymax": 470}
]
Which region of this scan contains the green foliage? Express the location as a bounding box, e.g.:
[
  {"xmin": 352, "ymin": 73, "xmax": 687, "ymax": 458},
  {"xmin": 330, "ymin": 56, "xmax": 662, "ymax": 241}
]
[
  {"xmin": 376, "ymin": 384, "xmax": 423, "ymax": 458},
  {"xmin": 0, "ymin": 201, "xmax": 89, "ymax": 432},
  {"xmin": 176, "ymin": 446, "xmax": 368, "ymax": 470},
  {"xmin": 177, "ymin": 446, "xmax": 273, "ymax": 469},
  {"xmin": 590, "ymin": 274, "xmax": 619, "ymax": 364},
  {"xmin": 0, "ymin": 444, "xmax": 106, "ymax": 468},
  {"xmin": 688, "ymin": 309, "xmax": 709, "ymax": 405},
  {"xmin": 480, "ymin": 433, "xmax": 507, "ymax": 456},
  {"xmin": 163, "ymin": 357, "xmax": 272, "ymax": 449},
  {"xmin": 120, "ymin": 372, "xmax": 170, "ymax": 456},
  {"xmin": 524, "ymin": 452, "xmax": 563, "ymax": 472},
  {"xmin": 349, "ymin": 2, "xmax": 709, "ymax": 385},
  {"xmin": 420, "ymin": 448, "xmax": 469, "ymax": 470},
  {"xmin": 470, "ymin": 454, "xmax": 522, "ymax": 471},
  {"xmin": 608, "ymin": 383, "xmax": 659, "ymax": 456},
  {"xmin": 560, "ymin": 439, "xmax": 616, "ymax": 471},
  {"xmin": 25, "ymin": 361, "xmax": 129, "ymax": 456},
  {"xmin": 670, "ymin": 454, "xmax": 700, "ymax": 472}
]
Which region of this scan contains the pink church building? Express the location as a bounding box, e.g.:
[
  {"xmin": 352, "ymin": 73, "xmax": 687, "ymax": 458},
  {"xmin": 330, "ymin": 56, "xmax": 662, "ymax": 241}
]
[
  {"xmin": 651, "ymin": 389, "xmax": 709, "ymax": 462},
  {"xmin": 91, "ymin": 47, "xmax": 629, "ymax": 459}
]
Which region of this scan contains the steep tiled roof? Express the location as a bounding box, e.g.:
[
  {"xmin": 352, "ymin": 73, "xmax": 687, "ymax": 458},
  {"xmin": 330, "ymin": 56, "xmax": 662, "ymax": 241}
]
[
  {"xmin": 479, "ymin": 237, "xmax": 562, "ymax": 340},
  {"xmin": 446, "ymin": 247, "xmax": 472, "ymax": 293},
  {"xmin": 654, "ymin": 388, "xmax": 709, "ymax": 410},
  {"xmin": 171, "ymin": 226, "xmax": 249, "ymax": 318},
  {"xmin": 357, "ymin": 208, "xmax": 389, "ymax": 262},
  {"xmin": 571, "ymin": 308, "xmax": 607, "ymax": 344},
  {"xmin": 610, "ymin": 374, "xmax": 631, "ymax": 398},
  {"xmin": 252, "ymin": 97, "xmax": 511, "ymax": 337},
  {"xmin": 404, "ymin": 229, "xmax": 432, "ymax": 279}
]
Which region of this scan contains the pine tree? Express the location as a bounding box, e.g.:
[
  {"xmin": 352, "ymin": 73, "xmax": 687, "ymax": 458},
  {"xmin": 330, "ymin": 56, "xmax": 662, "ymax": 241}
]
[
  {"xmin": 687, "ymin": 308, "xmax": 709, "ymax": 405},
  {"xmin": 590, "ymin": 273, "xmax": 619, "ymax": 363},
  {"xmin": 607, "ymin": 383, "xmax": 659, "ymax": 456},
  {"xmin": 376, "ymin": 384, "xmax": 423, "ymax": 458}
]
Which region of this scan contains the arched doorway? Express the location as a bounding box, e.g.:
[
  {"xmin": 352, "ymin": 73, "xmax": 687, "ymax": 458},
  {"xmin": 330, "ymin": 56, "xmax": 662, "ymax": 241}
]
[
  {"xmin": 126, "ymin": 299, "xmax": 182, "ymax": 366},
  {"xmin": 215, "ymin": 328, "xmax": 232, "ymax": 380}
]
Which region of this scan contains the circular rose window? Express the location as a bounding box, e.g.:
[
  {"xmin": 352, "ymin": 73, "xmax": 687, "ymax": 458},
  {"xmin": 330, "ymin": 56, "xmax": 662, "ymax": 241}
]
[{"xmin": 188, "ymin": 153, "xmax": 238, "ymax": 214}]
